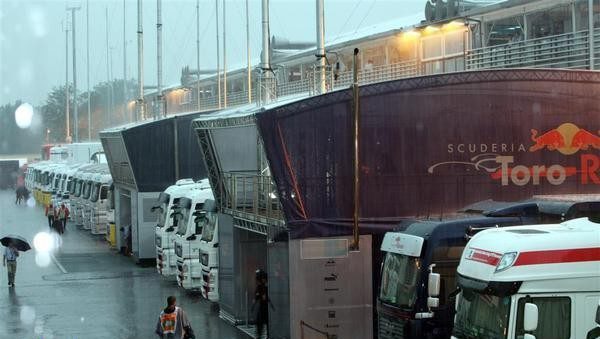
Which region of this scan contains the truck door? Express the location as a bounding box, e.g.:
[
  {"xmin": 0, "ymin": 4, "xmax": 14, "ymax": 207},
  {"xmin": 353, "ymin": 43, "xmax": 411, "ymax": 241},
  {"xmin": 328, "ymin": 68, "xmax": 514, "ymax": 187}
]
[
  {"xmin": 581, "ymin": 294, "xmax": 600, "ymax": 339},
  {"xmin": 514, "ymin": 295, "xmax": 573, "ymax": 339}
]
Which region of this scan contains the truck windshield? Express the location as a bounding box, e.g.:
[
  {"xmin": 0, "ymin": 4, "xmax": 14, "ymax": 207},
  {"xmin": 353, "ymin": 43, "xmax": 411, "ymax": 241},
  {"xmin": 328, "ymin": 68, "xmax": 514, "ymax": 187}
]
[
  {"xmin": 74, "ymin": 180, "xmax": 82, "ymax": 197},
  {"xmin": 155, "ymin": 194, "xmax": 171, "ymax": 228},
  {"xmin": 201, "ymin": 213, "xmax": 216, "ymax": 242},
  {"xmin": 176, "ymin": 206, "xmax": 191, "ymax": 235},
  {"xmin": 452, "ymin": 288, "xmax": 510, "ymax": 339},
  {"xmin": 379, "ymin": 253, "xmax": 420, "ymax": 309},
  {"xmin": 82, "ymin": 182, "xmax": 92, "ymax": 199},
  {"xmin": 90, "ymin": 183, "xmax": 100, "ymax": 202}
]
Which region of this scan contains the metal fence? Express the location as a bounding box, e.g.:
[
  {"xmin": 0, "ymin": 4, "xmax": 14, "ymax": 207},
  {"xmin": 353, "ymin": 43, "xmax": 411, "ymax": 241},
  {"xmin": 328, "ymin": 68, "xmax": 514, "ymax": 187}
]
[
  {"xmin": 221, "ymin": 172, "xmax": 284, "ymax": 226},
  {"xmin": 466, "ymin": 29, "xmax": 597, "ymax": 70}
]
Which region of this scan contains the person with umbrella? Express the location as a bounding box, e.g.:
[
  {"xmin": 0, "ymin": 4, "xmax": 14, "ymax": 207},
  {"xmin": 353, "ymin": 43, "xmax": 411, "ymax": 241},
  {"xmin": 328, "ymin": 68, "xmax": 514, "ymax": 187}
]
[{"xmin": 1, "ymin": 235, "xmax": 31, "ymax": 287}]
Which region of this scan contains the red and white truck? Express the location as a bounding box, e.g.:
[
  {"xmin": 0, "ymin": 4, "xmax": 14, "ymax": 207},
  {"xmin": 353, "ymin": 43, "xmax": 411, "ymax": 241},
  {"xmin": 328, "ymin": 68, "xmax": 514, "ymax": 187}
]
[{"xmin": 452, "ymin": 218, "xmax": 600, "ymax": 339}]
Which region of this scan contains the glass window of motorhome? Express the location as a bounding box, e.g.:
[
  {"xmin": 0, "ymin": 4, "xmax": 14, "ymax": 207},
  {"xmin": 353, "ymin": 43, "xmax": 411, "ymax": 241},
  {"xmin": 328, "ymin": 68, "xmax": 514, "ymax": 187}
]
[{"xmin": 515, "ymin": 296, "xmax": 571, "ymax": 339}]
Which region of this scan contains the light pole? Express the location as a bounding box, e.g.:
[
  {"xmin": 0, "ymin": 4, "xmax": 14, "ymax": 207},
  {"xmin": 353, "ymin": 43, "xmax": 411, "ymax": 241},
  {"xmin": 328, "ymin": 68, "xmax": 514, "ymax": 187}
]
[{"xmin": 67, "ymin": 5, "xmax": 81, "ymax": 142}]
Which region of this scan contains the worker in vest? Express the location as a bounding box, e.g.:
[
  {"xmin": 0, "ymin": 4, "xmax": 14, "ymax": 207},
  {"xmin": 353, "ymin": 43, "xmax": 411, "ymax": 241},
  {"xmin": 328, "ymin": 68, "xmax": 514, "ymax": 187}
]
[
  {"xmin": 45, "ymin": 203, "xmax": 55, "ymax": 230},
  {"xmin": 155, "ymin": 296, "xmax": 192, "ymax": 339},
  {"xmin": 57, "ymin": 203, "xmax": 69, "ymax": 234}
]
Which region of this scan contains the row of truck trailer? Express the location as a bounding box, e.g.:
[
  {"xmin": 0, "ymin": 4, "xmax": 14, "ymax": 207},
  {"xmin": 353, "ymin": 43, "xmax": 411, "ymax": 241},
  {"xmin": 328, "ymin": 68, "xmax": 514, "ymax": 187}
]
[
  {"xmin": 23, "ymin": 144, "xmax": 222, "ymax": 300},
  {"xmin": 20, "ymin": 142, "xmax": 600, "ymax": 339}
]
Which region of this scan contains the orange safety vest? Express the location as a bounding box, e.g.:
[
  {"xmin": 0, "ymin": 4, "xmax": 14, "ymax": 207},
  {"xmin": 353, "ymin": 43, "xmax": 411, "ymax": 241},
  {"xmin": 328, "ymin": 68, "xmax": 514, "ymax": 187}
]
[{"xmin": 159, "ymin": 307, "xmax": 179, "ymax": 334}]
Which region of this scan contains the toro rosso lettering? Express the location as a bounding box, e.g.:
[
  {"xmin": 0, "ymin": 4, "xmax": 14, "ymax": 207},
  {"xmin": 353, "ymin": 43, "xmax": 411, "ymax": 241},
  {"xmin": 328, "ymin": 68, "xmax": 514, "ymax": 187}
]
[
  {"xmin": 430, "ymin": 123, "xmax": 600, "ymax": 186},
  {"xmin": 495, "ymin": 155, "xmax": 600, "ymax": 186}
]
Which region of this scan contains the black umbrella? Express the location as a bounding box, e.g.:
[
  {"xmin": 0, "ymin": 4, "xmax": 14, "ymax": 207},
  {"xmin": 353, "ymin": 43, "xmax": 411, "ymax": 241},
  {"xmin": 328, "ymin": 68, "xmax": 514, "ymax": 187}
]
[{"xmin": 0, "ymin": 235, "xmax": 31, "ymax": 251}]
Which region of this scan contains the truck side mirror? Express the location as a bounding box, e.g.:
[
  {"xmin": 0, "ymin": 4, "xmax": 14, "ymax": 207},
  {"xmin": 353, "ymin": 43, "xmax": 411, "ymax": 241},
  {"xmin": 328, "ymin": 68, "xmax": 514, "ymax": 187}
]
[
  {"xmin": 428, "ymin": 272, "xmax": 441, "ymax": 297},
  {"xmin": 523, "ymin": 302, "xmax": 538, "ymax": 332},
  {"xmin": 596, "ymin": 300, "xmax": 600, "ymax": 325}
]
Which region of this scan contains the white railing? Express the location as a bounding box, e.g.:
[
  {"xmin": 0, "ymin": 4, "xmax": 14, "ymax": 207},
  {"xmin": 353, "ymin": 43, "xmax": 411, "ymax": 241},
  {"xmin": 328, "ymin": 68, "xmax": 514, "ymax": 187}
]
[
  {"xmin": 466, "ymin": 29, "xmax": 596, "ymax": 70},
  {"xmin": 221, "ymin": 172, "xmax": 283, "ymax": 225},
  {"xmin": 173, "ymin": 28, "xmax": 599, "ymax": 115}
]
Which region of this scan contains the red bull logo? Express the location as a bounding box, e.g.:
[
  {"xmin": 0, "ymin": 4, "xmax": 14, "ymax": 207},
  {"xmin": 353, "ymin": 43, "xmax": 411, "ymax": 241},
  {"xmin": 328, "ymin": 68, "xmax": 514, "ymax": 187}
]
[
  {"xmin": 529, "ymin": 123, "xmax": 600, "ymax": 154},
  {"xmin": 428, "ymin": 123, "xmax": 600, "ymax": 186}
]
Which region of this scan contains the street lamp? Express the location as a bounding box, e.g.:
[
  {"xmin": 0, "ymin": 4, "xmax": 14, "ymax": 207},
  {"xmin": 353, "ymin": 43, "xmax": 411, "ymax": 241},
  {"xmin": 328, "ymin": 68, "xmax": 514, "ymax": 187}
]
[{"xmin": 46, "ymin": 128, "xmax": 51, "ymax": 144}]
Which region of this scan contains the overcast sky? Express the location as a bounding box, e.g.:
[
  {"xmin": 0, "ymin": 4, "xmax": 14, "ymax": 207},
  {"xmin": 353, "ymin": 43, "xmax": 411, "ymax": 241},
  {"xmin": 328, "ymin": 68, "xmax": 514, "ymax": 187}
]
[{"xmin": 0, "ymin": 0, "xmax": 424, "ymax": 106}]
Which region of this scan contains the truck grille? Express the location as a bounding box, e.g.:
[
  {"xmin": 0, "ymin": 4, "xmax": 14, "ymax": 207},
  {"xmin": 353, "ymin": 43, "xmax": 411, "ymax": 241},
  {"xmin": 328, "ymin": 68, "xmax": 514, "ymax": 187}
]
[
  {"xmin": 175, "ymin": 243, "xmax": 182, "ymax": 257},
  {"xmin": 378, "ymin": 313, "xmax": 406, "ymax": 339}
]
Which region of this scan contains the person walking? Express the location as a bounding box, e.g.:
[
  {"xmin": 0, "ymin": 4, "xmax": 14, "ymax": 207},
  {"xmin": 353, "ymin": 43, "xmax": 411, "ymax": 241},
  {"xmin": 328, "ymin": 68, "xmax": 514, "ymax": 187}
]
[
  {"xmin": 57, "ymin": 203, "xmax": 69, "ymax": 234},
  {"xmin": 3, "ymin": 244, "xmax": 19, "ymax": 287},
  {"xmin": 45, "ymin": 203, "xmax": 56, "ymax": 230},
  {"xmin": 155, "ymin": 296, "xmax": 193, "ymax": 339},
  {"xmin": 253, "ymin": 269, "xmax": 272, "ymax": 338}
]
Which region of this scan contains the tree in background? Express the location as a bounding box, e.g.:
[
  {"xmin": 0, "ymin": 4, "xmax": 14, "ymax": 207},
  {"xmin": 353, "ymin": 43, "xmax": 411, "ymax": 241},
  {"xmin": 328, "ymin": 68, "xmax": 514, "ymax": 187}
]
[
  {"xmin": 40, "ymin": 84, "xmax": 73, "ymax": 143},
  {"xmin": 39, "ymin": 79, "xmax": 137, "ymax": 143}
]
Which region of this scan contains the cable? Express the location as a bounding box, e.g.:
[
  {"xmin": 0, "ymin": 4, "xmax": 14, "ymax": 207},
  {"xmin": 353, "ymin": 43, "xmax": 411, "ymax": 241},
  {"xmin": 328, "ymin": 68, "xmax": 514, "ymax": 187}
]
[
  {"xmin": 354, "ymin": 0, "xmax": 378, "ymax": 34},
  {"xmin": 332, "ymin": 0, "xmax": 363, "ymax": 41}
]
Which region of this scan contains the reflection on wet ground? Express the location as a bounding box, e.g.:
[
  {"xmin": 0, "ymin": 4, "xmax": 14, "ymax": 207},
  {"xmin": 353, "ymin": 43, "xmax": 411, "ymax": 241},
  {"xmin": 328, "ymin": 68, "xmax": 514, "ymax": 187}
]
[{"xmin": 0, "ymin": 190, "xmax": 248, "ymax": 338}]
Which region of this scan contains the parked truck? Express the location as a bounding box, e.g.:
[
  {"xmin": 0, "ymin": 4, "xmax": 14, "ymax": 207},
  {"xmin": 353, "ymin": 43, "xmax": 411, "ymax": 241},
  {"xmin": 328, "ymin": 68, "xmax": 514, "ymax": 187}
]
[
  {"xmin": 154, "ymin": 179, "xmax": 202, "ymax": 276},
  {"xmin": 173, "ymin": 181, "xmax": 214, "ymax": 290},
  {"xmin": 451, "ymin": 217, "xmax": 600, "ymax": 339},
  {"xmin": 377, "ymin": 198, "xmax": 600, "ymax": 339},
  {"xmin": 85, "ymin": 170, "xmax": 113, "ymax": 235}
]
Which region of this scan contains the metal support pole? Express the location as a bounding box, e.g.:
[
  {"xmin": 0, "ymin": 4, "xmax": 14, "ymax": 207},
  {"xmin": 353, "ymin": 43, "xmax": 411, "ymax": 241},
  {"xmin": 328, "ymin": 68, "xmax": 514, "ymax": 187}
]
[
  {"xmin": 157, "ymin": 0, "xmax": 163, "ymax": 118},
  {"xmin": 216, "ymin": 0, "xmax": 221, "ymax": 109},
  {"xmin": 137, "ymin": 0, "xmax": 145, "ymax": 121},
  {"xmin": 64, "ymin": 20, "xmax": 70, "ymax": 142},
  {"xmin": 106, "ymin": 8, "xmax": 111, "ymax": 127},
  {"xmin": 69, "ymin": 6, "xmax": 81, "ymax": 142},
  {"xmin": 589, "ymin": 0, "xmax": 595, "ymax": 70},
  {"xmin": 123, "ymin": 0, "xmax": 128, "ymax": 122},
  {"xmin": 246, "ymin": 0, "xmax": 251, "ymax": 103},
  {"xmin": 350, "ymin": 48, "xmax": 360, "ymax": 251},
  {"xmin": 223, "ymin": 0, "xmax": 227, "ymax": 108},
  {"xmin": 196, "ymin": 0, "xmax": 201, "ymax": 110},
  {"xmin": 260, "ymin": 0, "xmax": 272, "ymax": 104},
  {"xmin": 316, "ymin": 0, "xmax": 326, "ymax": 94},
  {"xmin": 86, "ymin": 0, "xmax": 91, "ymax": 140}
]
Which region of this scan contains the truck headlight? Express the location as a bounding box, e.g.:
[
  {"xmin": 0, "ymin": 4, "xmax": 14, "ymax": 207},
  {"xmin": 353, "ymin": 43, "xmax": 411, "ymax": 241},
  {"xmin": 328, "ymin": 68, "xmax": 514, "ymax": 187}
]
[{"xmin": 495, "ymin": 252, "xmax": 518, "ymax": 272}]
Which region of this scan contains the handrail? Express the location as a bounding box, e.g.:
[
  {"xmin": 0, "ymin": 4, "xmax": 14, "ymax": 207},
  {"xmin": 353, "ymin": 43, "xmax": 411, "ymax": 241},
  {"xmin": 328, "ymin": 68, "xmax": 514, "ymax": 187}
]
[{"xmin": 221, "ymin": 172, "xmax": 283, "ymax": 225}]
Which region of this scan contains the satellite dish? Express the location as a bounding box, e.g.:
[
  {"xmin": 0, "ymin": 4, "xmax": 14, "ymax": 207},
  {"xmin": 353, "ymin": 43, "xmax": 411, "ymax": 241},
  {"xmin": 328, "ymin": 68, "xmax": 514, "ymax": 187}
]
[
  {"xmin": 435, "ymin": 0, "xmax": 448, "ymax": 21},
  {"xmin": 425, "ymin": 0, "xmax": 437, "ymax": 22},
  {"xmin": 446, "ymin": 0, "xmax": 458, "ymax": 17}
]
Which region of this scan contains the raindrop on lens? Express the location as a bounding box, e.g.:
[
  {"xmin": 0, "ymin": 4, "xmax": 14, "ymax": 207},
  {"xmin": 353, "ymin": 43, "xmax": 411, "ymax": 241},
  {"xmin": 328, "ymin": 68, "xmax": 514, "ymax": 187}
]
[
  {"xmin": 35, "ymin": 252, "xmax": 51, "ymax": 267},
  {"xmin": 26, "ymin": 197, "xmax": 36, "ymax": 207},
  {"xmin": 20, "ymin": 306, "xmax": 36, "ymax": 325},
  {"xmin": 14, "ymin": 103, "xmax": 33, "ymax": 129},
  {"xmin": 33, "ymin": 232, "xmax": 54, "ymax": 252}
]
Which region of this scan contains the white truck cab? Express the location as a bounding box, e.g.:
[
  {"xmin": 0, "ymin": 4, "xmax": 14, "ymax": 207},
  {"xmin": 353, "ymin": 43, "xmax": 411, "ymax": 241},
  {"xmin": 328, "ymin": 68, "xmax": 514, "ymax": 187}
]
[
  {"xmin": 85, "ymin": 170, "xmax": 112, "ymax": 234},
  {"xmin": 198, "ymin": 200, "xmax": 220, "ymax": 301},
  {"xmin": 154, "ymin": 179, "xmax": 202, "ymax": 276},
  {"xmin": 173, "ymin": 181, "xmax": 214, "ymax": 290},
  {"xmin": 452, "ymin": 218, "xmax": 600, "ymax": 339}
]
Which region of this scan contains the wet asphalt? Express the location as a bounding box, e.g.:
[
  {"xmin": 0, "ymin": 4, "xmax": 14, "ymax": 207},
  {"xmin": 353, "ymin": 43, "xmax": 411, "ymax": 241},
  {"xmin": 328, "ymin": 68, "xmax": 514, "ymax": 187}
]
[{"xmin": 0, "ymin": 190, "xmax": 249, "ymax": 339}]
